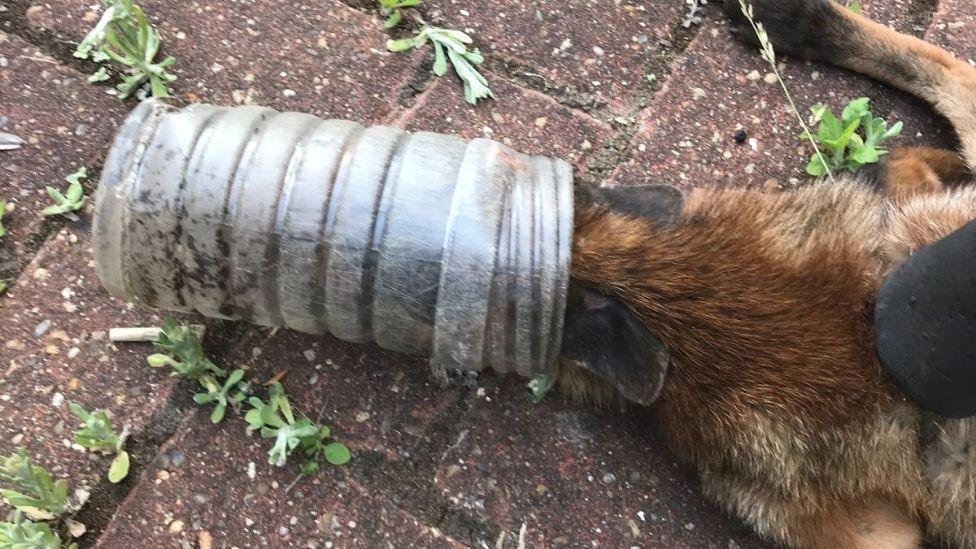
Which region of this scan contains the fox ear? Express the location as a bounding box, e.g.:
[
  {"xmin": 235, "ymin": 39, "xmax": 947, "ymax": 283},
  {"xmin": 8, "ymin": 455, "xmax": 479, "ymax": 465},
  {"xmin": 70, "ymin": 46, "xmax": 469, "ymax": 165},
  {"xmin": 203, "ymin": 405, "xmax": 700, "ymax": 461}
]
[
  {"xmin": 593, "ymin": 184, "xmax": 684, "ymax": 228},
  {"xmin": 560, "ymin": 287, "xmax": 670, "ymax": 405}
]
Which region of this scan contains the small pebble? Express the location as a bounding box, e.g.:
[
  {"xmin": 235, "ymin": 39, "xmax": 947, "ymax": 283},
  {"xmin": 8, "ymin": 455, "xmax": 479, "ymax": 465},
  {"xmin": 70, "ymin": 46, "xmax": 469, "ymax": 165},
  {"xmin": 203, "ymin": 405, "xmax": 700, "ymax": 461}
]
[
  {"xmin": 168, "ymin": 449, "xmax": 186, "ymax": 467},
  {"xmin": 66, "ymin": 518, "xmax": 86, "ymax": 538},
  {"xmin": 34, "ymin": 319, "xmax": 52, "ymax": 338}
]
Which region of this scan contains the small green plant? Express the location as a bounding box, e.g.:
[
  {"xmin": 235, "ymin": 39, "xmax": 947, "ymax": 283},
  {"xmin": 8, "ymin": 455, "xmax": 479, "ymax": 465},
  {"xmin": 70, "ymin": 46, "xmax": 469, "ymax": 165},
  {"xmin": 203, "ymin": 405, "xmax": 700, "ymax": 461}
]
[
  {"xmin": 0, "ymin": 451, "xmax": 79, "ymax": 548},
  {"xmin": 737, "ymin": 0, "xmax": 835, "ymax": 181},
  {"xmin": 245, "ymin": 382, "xmax": 351, "ymax": 471},
  {"xmin": 802, "ymin": 97, "xmax": 902, "ymax": 176},
  {"xmin": 148, "ymin": 318, "xmax": 226, "ymax": 379},
  {"xmin": 0, "ymin": 511, "xmax": 74, "ymax": 549},
  {"xmin": 43, "ymin": 168, "xmax": 87, "ymax": 219},
  {"xmin": 388, "ymin": 27, "xmax": 493, "ymax": 105},
  {"xmin": 528, "ymin": 374, "xmax": 556, "ymax": 404},
  {"xmin": 193, "ymin": 369, "xmax": 249, "ymax": 423},
  {"xmin": 148, "ymin": 318, "xmax": 349, "ymax": 473},
  {"xmin": 151, "ymin": 319, "xmax": 249, "ymax": 422},
  {"xmin": 0, "ymin": 450, "xmax": 68, "ymax": 521},
  {"xmin": 846, "ymin": 1, "xmax": 861, "ymax": 13},
  {"xmin": 0, "ymin": 199, "xmax": 7, "ymax": 238},
  {"xmin": 68, "ymin": 403, "xmax": 130, "ymax": 483},
  {"xmin": 378, "ymin": 0, "xmax": 419, "ymax": 28},
  {"xmin": 74, "ymin": 0, "xmax": 177, "ymax": 98}
]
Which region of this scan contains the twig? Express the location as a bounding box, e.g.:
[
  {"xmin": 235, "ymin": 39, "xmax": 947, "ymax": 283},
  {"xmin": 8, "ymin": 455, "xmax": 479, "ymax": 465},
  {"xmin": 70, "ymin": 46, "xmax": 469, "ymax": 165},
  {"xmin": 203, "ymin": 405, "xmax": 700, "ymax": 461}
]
[
  {"xmin": 737, "ymin": 0, "xmax": 835, "ymax": 181},
  {"xmin": 283, "ymin": 473, "xmax": 303, "ymax": 494},
  {"xmin": 22, "ymin": 56, "xmax": 60, "ymax": 64}
]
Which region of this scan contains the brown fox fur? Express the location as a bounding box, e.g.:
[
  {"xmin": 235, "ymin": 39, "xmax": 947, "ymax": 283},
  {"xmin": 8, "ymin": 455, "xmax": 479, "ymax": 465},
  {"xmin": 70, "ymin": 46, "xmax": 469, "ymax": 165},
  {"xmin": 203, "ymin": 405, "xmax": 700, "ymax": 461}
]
[{"xmin": 558, "ymin": 1, "xmax": 976, "ymax": 547}]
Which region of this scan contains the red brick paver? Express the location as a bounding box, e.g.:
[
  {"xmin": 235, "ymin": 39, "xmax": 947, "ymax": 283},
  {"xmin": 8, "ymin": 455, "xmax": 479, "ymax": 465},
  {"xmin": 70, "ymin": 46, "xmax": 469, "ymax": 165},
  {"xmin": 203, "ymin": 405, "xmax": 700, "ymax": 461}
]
[
  {"xmin": 0, "ymin": 228, "xmax": 180, "ymax": 510},
  {"xmin": 98, "ymin": 410, "xmax": 469, "ymax": 548},
  {"xmin": 926, "ymin": 0, "xmax": 976, "ymax": 54},
  {"xmin": 0, "ymin": 33, "xmax": 129, "ymax": 263},
  {"xmin": 431, "ymin": 376, "xmax": 768, "ymax": 548},
  {"xmin": 396, "ymin": 74, "xmax": 613, "ymax": 170},
  {"xmin": 423, "ymin": 0, "xmax": 689, "ymax": 115},
  {"xmin": 96, "ymin": 328, "xmax": 484, "ymax": 546},
  {"xmin": 12, "ymin": 0, "xmax": 422, "ymax": 122},
  {"xmin": 608, "ymin": 16, "xmax": 955, "ymax": 191}
]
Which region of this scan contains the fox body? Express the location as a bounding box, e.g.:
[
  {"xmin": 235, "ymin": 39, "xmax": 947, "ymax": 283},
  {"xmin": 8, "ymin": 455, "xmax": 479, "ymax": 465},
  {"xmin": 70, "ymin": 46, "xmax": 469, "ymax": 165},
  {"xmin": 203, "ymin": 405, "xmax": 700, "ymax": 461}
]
[{"xmin": 558, "ymin": 1, "xmax": 976, "ymax": 547}]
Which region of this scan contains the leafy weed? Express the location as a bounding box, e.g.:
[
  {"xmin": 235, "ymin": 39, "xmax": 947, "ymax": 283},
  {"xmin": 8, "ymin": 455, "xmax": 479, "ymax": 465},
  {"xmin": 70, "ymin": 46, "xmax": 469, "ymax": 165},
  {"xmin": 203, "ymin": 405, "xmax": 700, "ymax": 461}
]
[
  {"xmin": 68, "ymin": 403, "xmax": 130, "ymax": 483},
  {"xmin": 42, "ymin": 168, "xmax": 87, "ymax": 219},
  {"xmin": 74, "ymin": 0, "xmax": 177, "ymax": 98},
  {"xmin": 802, "ymin": 97, "xmax": 902, "ymax": 176}
]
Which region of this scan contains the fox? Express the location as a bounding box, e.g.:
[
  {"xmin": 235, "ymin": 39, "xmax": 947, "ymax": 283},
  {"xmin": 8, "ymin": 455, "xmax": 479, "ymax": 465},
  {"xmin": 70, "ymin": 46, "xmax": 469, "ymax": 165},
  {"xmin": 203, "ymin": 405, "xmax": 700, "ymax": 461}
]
[{"xmin": 555, "ymin": 0, "xmax": 976, "ymax": 547}]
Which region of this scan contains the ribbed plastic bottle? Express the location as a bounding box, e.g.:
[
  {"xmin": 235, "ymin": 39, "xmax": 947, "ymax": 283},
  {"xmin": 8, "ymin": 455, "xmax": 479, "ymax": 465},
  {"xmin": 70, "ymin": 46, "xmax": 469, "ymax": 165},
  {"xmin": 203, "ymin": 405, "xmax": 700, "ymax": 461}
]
[{"xmin": 93, "ymin": 99, "xmax": 574, "ymax": 377}]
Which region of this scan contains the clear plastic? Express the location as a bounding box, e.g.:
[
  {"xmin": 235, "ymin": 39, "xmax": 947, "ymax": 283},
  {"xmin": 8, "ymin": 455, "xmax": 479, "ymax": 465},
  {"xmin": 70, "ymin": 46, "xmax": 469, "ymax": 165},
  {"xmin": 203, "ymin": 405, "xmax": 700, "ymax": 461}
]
[{"xmin": 93, "ymin": 99, "xmax": 574, "ymax": 377}]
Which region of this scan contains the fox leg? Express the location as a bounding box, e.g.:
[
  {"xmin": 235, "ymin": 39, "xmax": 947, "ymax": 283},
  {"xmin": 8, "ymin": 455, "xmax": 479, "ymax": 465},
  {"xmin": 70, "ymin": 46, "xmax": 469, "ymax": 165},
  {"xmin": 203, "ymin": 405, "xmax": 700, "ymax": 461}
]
[
  {"xmin": 871, "ymin": 146, "xmax": 968, "ymax": 201},
  {"xmin": 701, "ymin": 468, "xmax": 922, "ymax": 549}
]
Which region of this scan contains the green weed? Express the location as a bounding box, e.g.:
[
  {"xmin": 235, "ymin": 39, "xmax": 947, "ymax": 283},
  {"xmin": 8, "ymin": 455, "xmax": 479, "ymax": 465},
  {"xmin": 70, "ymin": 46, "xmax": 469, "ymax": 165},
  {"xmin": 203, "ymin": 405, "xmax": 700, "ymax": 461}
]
[{"xmin": 74, "ymin": 0, "xmax": 177, "ymax": 98}]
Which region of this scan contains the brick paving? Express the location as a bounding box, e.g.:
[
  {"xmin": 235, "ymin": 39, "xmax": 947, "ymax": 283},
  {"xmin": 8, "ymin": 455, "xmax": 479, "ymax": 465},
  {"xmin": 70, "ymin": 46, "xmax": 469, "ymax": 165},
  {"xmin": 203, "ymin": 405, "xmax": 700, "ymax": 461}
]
[
  {"xmin": 0, "ymin": 227, "xmax": 187, "ymax": 531},
  {"xmin": 608, "ymin": 16, "xmax": 956, "ymax": 191},
  {"xmin": 0, "ymin": 34, "xmax": 129, "ymax": 274},
  {"xmin": 0, "ymin": 0, "xmax": 972, "ymax": 547}
]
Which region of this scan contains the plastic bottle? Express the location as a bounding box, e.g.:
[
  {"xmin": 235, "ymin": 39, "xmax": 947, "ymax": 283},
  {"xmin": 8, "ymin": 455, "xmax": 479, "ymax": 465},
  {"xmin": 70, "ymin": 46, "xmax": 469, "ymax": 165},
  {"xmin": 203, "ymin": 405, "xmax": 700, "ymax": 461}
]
[{"xmin": 93, "ymin": 99, "xmax": 574, "ymax": 377}]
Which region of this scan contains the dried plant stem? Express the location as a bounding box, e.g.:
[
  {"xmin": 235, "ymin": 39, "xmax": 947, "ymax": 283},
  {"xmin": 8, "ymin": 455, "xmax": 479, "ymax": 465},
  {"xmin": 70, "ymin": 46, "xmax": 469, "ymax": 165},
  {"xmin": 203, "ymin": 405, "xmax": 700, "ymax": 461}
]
[{"xmin": 737, "ymin": 0, "xmax": 835, "ymax": 182}]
